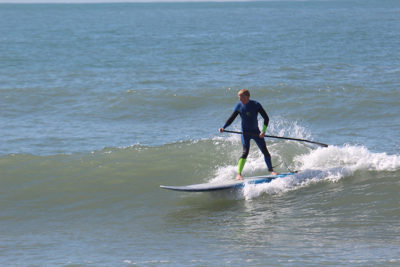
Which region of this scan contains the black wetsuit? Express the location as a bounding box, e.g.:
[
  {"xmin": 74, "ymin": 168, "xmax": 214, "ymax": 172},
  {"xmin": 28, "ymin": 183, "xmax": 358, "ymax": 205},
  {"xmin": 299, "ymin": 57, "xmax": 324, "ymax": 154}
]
[{"xmin": 223, "ymin": 100, "xmax": 273, "ymax": 172}]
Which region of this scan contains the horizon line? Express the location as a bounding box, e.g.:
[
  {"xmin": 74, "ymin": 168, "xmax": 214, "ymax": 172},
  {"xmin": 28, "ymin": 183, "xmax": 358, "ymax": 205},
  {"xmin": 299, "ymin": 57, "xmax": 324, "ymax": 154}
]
[{"xmin": 0, "ymin": 0, "xmax": 318, "ymax": 4}]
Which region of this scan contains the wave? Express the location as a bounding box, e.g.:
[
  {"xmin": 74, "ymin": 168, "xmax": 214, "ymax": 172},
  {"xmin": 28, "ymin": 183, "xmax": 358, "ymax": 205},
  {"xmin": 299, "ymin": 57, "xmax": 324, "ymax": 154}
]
[
  {"xmin": 2, "ymin": 135, "xmax": 399, "ymax": 216},
  {"xmin": 208, "ymin": 140, "xmax": 400, "ymax": 200}
]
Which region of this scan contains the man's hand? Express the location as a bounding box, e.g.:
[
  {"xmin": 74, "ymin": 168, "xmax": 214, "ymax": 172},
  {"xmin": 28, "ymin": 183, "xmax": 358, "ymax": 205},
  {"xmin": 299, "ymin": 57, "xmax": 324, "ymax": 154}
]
[
  {"xmin": 219, "ymin": 128, "xmax": 225, "ymax": 133},
  {"xmin": 259, "ymin": 132, "xmax": 265, "ymax": 138}
]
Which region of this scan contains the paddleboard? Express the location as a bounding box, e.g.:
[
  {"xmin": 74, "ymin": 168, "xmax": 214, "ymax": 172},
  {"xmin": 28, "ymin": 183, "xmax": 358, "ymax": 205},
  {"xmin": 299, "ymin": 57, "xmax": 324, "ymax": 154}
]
[{"xmin": 160, "ymin": 172, "xmax": 295, "ymax": 192}]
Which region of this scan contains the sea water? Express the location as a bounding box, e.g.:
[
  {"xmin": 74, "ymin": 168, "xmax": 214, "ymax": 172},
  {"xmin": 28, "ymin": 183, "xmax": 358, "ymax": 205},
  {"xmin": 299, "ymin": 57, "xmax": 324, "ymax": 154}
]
[{"xmin": 1, "ymin": 1, "xmax": 399, "ymax": 266}]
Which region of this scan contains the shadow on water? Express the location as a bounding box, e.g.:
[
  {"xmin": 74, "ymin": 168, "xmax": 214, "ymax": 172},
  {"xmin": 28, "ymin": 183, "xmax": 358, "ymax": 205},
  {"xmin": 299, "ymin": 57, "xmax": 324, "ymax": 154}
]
[
  {"xmin": 161, "ymin": 169, "xmax": 331, "ymax": 227},
  {"xmin": 162, "ymin": 188, "xmax": 285, "ymax": 230},
  {"xmin": 164, "ymin": 193, "xmax": 242, "ymax": 224}
]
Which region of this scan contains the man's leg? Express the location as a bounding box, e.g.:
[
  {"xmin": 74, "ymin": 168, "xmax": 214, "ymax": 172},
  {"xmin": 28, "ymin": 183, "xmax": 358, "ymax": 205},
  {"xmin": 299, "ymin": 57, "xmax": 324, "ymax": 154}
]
[
  {"xmin": 237, "ymin": 134, "xmax": 251, "ymax": 180},
  {"xmin": 254, "ymin": 137, "xmax": 276, "ymax": 173}
]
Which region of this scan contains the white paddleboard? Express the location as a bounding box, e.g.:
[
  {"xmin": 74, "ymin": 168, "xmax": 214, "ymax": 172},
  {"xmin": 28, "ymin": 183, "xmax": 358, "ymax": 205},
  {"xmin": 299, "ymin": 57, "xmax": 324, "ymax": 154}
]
[{"xmin": 160, "ymin": 172, "xmax": 295, "ymax": 192}]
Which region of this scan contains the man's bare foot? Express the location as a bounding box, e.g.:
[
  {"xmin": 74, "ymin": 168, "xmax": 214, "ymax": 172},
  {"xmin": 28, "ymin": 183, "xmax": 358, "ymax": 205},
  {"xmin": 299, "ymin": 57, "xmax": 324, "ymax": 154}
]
[
  {"xmin": 271, "ymin": 171, "xmax": 278, "ymax": 175},
  {"xmin": 236, "ymin": 174, "xmax": 243, "ymax": 180}
]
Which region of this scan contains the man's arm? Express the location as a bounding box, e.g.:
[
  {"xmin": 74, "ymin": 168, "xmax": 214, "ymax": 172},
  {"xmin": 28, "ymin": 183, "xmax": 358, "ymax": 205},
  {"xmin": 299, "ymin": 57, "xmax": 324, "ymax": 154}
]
[
  {"xmin": 259, "ymin": 106, "xmax": 269, "ymax": 130},
  {"xmin": 219, "ymin": 110, "xmax": 239, "ymax": 132},
  {"xmin": 258, "ymin": 105, "xmax": 269, "ymax": 137}
]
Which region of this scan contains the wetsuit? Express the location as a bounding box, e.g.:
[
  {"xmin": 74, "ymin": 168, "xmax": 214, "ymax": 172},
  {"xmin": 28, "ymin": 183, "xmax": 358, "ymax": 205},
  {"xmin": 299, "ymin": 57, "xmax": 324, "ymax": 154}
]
[{"xmin": 222, "ymin": 100, "xmax": 274, "ymax": 173}]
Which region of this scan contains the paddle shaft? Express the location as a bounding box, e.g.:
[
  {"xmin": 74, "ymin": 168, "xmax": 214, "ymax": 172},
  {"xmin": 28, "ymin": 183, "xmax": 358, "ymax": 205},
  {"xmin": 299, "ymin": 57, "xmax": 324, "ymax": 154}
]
[{"xmin": 223, "ymin": 130, "xmax": 328, "ymax": 147}]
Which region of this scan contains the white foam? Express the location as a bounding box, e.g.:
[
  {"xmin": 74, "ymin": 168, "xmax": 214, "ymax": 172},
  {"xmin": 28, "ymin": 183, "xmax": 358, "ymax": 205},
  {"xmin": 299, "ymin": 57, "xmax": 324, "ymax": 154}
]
[
  {"xmin": 210, "ymin": 145, "xmax": 281, "ymax": 183},
  {"xmin": 243, "ymin": 145, "xmax": 400, "ymax": 199},
  {"xmin": 268, "ymin": 117, "xmax": 312, "ymax": 140},
  {"xmin": 210, "ymin": 117, "xmax": 400, "ymax": 199},
  {"xmin": 295, "ymin": 144, "xmax": 400, "ymax": 172},
  {"xmin": 212, "ymin": 143, "xmax": 400, "ymax": 200},
  {"xmin": 242, "ymin": 168, "xmax": 350, "ymax": 200}
]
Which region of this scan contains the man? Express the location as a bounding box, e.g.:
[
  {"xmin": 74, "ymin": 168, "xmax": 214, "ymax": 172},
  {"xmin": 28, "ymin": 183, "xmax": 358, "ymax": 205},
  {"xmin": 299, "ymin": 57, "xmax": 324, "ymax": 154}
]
[{"xmin": 219, "ymin": 89, "xmax": 277, "ymax": 180}]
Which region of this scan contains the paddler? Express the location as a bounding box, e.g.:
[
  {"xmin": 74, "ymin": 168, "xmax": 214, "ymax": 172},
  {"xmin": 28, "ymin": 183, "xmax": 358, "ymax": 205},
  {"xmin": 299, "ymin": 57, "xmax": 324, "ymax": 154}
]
[{"xmin": 219, "ymin": 89, "xmax": 277, "ymax": 180}]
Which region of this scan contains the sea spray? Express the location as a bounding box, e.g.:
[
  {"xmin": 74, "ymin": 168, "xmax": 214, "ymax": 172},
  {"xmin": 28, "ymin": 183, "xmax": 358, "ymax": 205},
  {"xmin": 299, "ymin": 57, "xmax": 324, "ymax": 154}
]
[
  {"xmin": 295, "ymin": 145, "xmax": 400, "ymax": 172},
  {"xmin": 211, "ymin": 142, "xmax": 400, "ymax": 200}
]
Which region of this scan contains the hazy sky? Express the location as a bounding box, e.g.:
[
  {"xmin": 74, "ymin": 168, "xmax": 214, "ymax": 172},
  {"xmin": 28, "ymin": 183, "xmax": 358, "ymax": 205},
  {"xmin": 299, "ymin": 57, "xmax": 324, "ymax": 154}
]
[{"xmin": 1, "ymin": 0, "xmax": 253, "ymax": 3}]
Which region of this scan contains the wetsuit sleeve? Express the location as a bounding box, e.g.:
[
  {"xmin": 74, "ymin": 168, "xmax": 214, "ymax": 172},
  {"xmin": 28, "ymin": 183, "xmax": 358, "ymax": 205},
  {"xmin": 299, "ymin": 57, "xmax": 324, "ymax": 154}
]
[
  {"xmin": 258, "ymin": 105, "xmax": 269, "ymax": 130},
  {"xmin": 223, "ymin": 110, "xmax": 239, "ymax": 129}
]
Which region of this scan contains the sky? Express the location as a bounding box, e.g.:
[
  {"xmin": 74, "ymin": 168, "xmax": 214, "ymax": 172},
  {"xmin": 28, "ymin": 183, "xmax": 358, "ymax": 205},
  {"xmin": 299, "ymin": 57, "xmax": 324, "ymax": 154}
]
[{"xmin": 1, "ymin": 0, "xmax": 254, "ymax": 3}]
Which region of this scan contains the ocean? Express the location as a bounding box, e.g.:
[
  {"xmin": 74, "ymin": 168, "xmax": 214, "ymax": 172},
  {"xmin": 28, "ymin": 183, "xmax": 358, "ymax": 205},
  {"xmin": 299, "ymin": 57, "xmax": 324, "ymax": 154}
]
[{"xmin": 1, "ymin": 0, "xmax": 399, "ymax": 266}]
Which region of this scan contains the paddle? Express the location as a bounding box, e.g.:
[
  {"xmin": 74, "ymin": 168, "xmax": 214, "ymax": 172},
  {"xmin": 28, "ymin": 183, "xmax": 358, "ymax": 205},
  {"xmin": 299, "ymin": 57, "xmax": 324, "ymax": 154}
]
[{"xmin": 222, "ymin": 130, "xmax": 328, "ymax": 147}]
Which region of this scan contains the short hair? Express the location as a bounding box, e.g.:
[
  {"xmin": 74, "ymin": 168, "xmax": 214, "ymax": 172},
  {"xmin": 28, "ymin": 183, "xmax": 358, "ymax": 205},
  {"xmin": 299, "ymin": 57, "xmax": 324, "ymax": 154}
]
[{"xmin": 238, "ymin": 89, "xmax": 250, "ymax": 97}]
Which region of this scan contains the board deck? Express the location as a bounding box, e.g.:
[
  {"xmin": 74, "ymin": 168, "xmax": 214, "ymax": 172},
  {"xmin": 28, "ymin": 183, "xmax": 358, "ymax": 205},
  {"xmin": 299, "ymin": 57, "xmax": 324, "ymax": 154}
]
[{"xmin": 160, "ymin": 172, "xmax": 295, "ymax": 192}]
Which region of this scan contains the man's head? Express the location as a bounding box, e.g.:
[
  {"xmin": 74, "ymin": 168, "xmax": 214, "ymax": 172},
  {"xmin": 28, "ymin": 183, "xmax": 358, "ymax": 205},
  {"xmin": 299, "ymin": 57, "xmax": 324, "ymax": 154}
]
[{"xmin": 238, "ymin": 89, "xmax": 250, "ymax": 104}]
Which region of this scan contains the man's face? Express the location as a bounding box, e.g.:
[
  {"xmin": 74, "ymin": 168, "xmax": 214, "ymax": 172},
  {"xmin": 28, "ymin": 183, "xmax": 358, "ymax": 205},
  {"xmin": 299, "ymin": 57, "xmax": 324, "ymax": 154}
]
[{"xmin": 238, "ymin": 94, "xmax": 250, "ymax": 104}]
